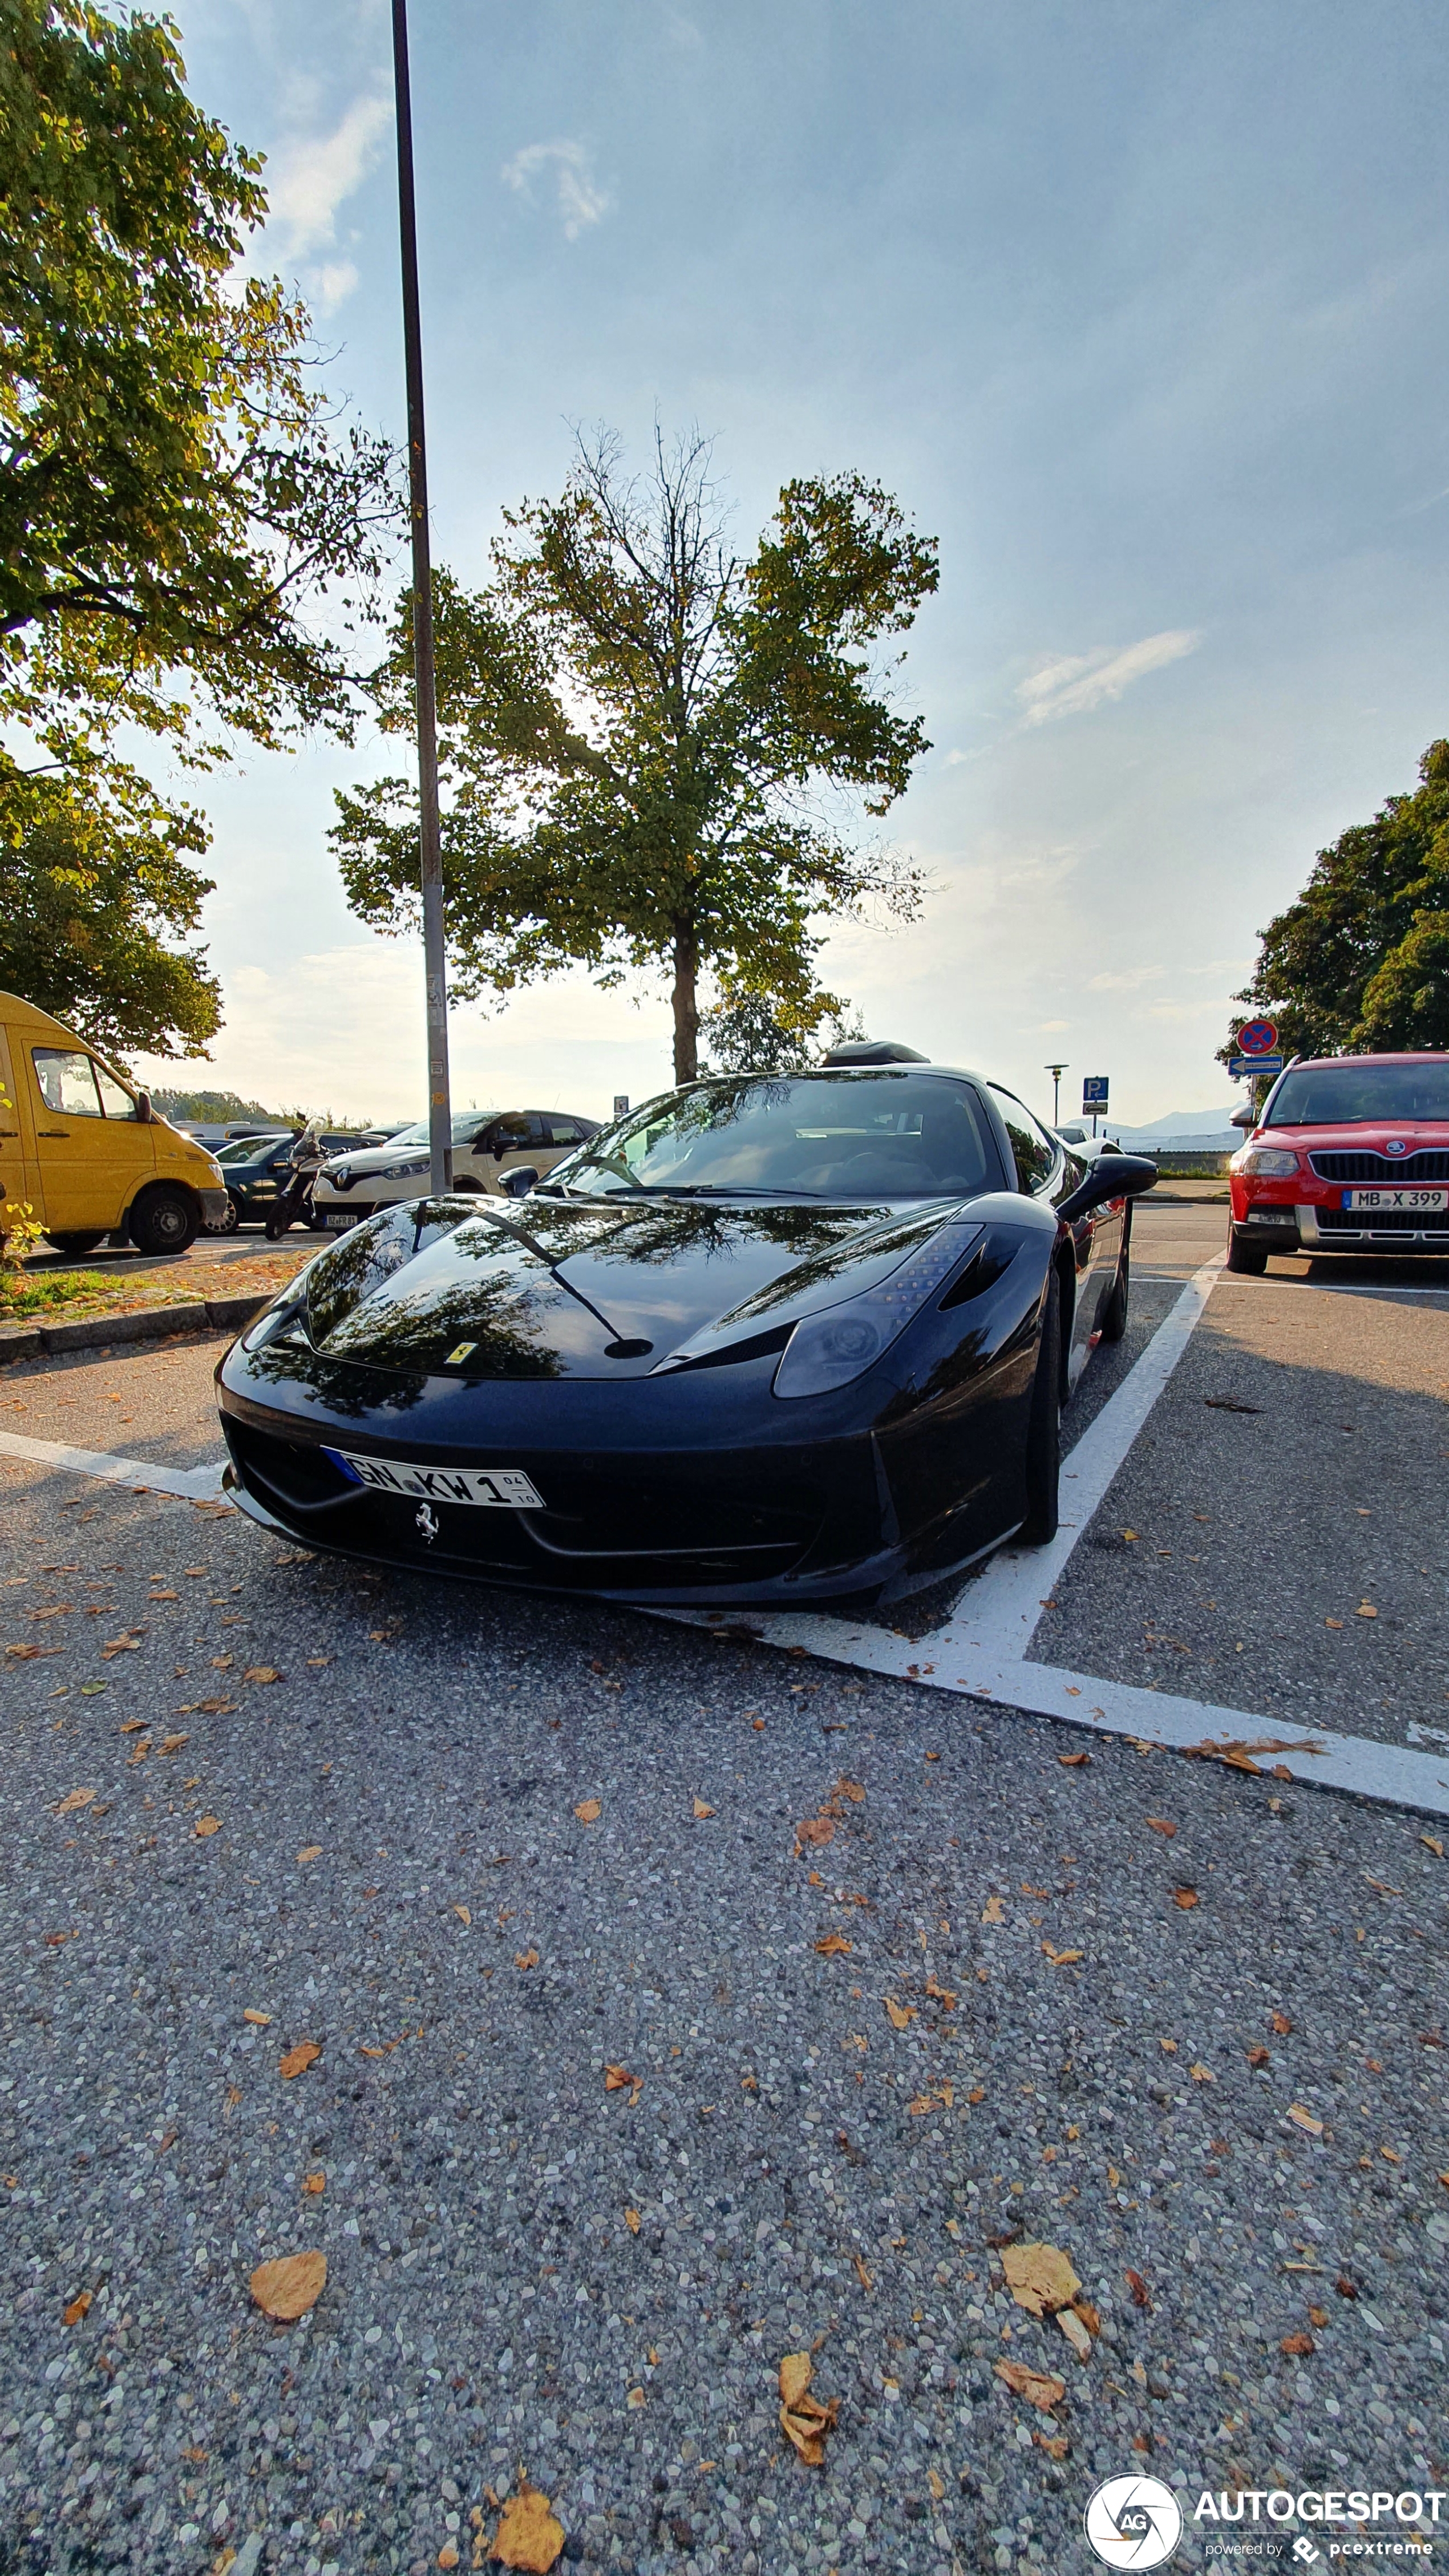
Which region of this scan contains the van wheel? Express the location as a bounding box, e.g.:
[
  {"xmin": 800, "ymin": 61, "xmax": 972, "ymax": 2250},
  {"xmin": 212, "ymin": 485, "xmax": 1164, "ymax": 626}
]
[
  {"xmin": 44, "ymin": 1230, "xmax": 108, "ymax": 1257},
  {"xmin": 129, "ymin": 1186, "xmax": 197, "ymax": 1256},
  {"xmin": 1020, "ymin": 1271, "xmax": 1062, "ymax": 1544}
]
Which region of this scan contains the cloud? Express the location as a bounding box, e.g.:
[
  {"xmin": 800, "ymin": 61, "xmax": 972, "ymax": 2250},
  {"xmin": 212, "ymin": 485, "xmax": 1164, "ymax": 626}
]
[
  {"xmin": 1016, "ymin": 629, "xmax": 1200, "ymax": 726},
  {"xmin": 1087, "ymin": 965, "xmax": 1165, "ymax": 992},
  {"xmin": 254, "ymin": 92, "xmax": 391, "ymax": 307},
  {"xmin": 501, "ymin": 140, "xmax": 612, "ymax": 240}
]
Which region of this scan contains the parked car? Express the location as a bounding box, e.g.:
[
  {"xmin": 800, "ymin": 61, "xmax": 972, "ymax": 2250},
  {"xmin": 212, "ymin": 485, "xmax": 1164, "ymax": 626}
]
[
  {"xmin": 310, "ymin": 1109, "xmax": 600, "ymax": 1231},
  {"xmin": 205, "ymin": 1131, "xmax": 395, "ymax": 1233},
  {"xmin": 1228, "ymin": 1050, "xmax": 1449, "ymax": 1272},
  {"xmin": 0, "ymin": 990, "xmax": 228, "ymax": 1255},
  {"xmin": 217, "ymin": 1052, "xmax": 1153, "ymax": 1606}
]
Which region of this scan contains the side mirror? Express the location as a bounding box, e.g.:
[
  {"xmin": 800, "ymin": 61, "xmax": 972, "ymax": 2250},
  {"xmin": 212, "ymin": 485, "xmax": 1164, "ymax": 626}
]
[
  {"xmin": 1230, "ymin": 1103, "xmax": 1256, "ymax": 1130},
  {"xmin": 1056, "ymin": 1153, "xmax": 1157, "ymax": 1225},
  {"xmin": 136, "ymin": 1091, "xmax": 153, "ymax": 1124},
  {"xmin": 499, "ymin": 1165, "xmax": 539, "ymax": 1199}
]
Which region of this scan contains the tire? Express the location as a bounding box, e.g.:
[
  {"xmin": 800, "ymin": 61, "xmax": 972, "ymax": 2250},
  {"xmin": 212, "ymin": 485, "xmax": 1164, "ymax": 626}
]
[
  {"xmin": 204, "ymin": 1193, "xmax": 240, "ymax": 1236},
  {"xmin": 128, "ymin": 1185, "xmax": 198, "ymax": 1257},
  {"xmin": 1020, "ymin": 1269, "xmax": 1062, "ymax": 1544},
  {"xmin": 1098, "ymin": 1238, "xmax": 1130, "ymax": 1343},
  {"xmin": 43, "ymin": 1230, "xmax": 108, "ymax": 1257},
  {"xmin": 1225, "ymin": 1223, "xmax": 1268, "ymax": 1276}
]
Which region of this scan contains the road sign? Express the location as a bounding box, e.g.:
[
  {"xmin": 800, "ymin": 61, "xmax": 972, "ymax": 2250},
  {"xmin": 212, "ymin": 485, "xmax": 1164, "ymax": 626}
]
[
  {"xmin": 1236, "ymin": 1018, "xmax": 1278, "ymax": 1056},
  {"xmin": 1229, "ymin": 1053, "xmax": 1282, "ymax": 1080},
  {"xmin": 1082, "ymin": 1075, "xmax": 1109, "ymax": 1108}
]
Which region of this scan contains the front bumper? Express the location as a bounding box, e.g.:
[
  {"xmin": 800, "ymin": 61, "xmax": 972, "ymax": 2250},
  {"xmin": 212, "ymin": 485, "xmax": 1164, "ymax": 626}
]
[{"xmin": 1233, "ymin": 1194, "xmax": 1449, "ymax": 1253}]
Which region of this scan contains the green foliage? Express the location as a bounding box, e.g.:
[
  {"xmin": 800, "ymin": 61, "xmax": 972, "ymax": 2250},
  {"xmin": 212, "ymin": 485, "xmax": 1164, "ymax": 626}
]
[
  {"xmin": 0, "ymin": 0, "xmax": 397, "ymax": 780},
  {"xmin": 333, "ymin": 430, "xmax": 938, "ymax": 1082},
  {"xmin": 1225, "ymin": 740, "xmax": 1449, "ymax": 1061},
  {"xmin": 698, "ymin": 987, "xmax": 864, "ymax": 1075},
  {"xmin": 147, "ymin": 1085, "xmax": 282, "ymax": 1125},
  {"xmin": 0, "ymin": 769, "xmax": 221, "ymax": 1058}
]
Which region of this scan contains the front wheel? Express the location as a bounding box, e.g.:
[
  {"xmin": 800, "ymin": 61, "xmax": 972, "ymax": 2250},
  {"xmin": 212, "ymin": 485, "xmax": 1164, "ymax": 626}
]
[
  {"xmin": 129, "ymin": 1185, "xmax": 197, "ymax": 1257},
  {"xmin": 1225, "ymin": 1223, "xmax": 1268, "ymax": 1276},
  {"xmin": 44, "ymin": 1230, "xmax": 108, "ymax": 1257},
  {"xmin": 1020, "ymin": 1271, "xmax": 1062, "ymax": 1544},
  {"xmin": 204, "ymin": 1193, "xmax": 240, "ymax": 1235}
]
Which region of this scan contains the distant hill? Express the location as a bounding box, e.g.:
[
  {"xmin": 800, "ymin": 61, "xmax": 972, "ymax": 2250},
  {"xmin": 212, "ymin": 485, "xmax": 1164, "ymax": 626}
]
[{"xmin": 1102, "ymin": 1105, "xmax": 1240, "ymax": 1152}]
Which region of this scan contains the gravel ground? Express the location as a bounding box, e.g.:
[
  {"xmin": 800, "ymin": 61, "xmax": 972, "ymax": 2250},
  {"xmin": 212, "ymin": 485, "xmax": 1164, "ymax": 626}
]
[{"xmin": 2, "ymin": 1433, "xmax": 1447, "ymax": 2575}]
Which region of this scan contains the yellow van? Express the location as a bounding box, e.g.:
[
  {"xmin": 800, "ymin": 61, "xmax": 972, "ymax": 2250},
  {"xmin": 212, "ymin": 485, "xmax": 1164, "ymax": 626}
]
[{"xmin": 0, "ymin": 991, "xmax": 229, "ymax": 1257}]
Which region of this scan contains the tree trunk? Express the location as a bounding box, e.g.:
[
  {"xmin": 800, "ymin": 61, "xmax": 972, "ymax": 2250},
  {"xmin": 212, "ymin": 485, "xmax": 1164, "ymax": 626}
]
[{"xmin": 671, "ymin": 921, "xmax": 699, "ymax": 1084}]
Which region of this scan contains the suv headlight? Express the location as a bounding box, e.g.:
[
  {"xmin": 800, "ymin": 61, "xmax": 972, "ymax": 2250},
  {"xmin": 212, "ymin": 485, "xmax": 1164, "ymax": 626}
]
[
  {"xmin": 383, "ymin": 1156, "xmax": 429, "ymax": 1180},
  {"xmin": 773, "ymin": 1223, "xmax": 982, "ymax": 1399},
  {"xmin": 1233, "ymin": 1146, "xmax": 1300, "ymax": 1177}
]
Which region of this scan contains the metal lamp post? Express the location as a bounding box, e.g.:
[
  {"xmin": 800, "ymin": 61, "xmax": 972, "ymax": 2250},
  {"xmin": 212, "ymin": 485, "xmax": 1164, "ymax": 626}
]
[
  {"xmin": 1044, "ymin": 1063, "xmax": 1068, "ymax": 1126},
  {"xmin": 390, "ymin": 0, "xmax": 452, "ymax": 1194}
]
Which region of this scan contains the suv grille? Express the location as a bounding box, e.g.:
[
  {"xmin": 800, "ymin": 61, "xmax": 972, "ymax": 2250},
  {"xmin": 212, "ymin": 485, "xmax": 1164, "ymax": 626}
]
[
  {"xmin": 1310, "ymin": 1149, "xmax": 1449, "ymax": 1181},
  {"xmin": 1317, "ymin": 1207, "xmax": 1449, "ymax": 1236}
]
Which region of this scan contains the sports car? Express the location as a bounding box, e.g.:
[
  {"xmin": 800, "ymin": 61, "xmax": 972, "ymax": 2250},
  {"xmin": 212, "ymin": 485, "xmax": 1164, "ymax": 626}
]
[{"xmin": 216, "ymin": 1050, "xmax": 1156, "ymax": 1608}]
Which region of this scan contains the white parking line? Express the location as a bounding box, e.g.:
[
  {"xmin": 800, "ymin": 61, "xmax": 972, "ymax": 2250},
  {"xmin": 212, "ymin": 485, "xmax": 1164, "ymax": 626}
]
[{"xmin": 0, "ymin": 1428, "xmax": 229, "ymax": 1504}]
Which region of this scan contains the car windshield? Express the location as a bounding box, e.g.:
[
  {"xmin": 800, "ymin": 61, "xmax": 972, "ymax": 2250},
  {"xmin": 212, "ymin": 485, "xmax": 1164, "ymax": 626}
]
[
  {"xmin": 384, "ymin": 1113, "xmax": 499, "ymax": 1150},
  {"xmin": 216, "ymin": 1133, "xmax": 286, "ymax": 1164},
  {"xmin": 544, "ymin": 1071, "xmax": 1000, "ymax": 1201},
  {"xmin": 1266, "ymin": 1061, "xmax": 1449, "ymax": 1125}
]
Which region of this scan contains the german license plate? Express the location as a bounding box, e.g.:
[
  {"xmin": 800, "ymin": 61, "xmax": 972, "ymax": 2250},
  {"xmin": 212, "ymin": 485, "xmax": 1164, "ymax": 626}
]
[
  {"xmin": 324, "ymin": 1449, "xmax": 545, "ymax": 1509},
  {"xmin": 323, "ymin": 1212, "xmax": 357, "ymax": 1230},
  {"xmin": 1342, "ymin": 1186, "xmax": 1448, "ymax": 1213}
]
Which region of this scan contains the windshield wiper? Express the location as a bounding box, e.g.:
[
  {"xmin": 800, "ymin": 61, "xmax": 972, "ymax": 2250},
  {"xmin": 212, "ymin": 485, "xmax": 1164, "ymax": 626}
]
[{"xmin": 658, "ymin": 1181, "xmax": 820, "ymax": 1198}]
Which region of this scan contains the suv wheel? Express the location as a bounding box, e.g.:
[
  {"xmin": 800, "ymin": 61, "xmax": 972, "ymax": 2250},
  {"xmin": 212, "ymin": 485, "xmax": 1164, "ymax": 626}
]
[
  {"xmin": 1225, "ymin": 1223, "xmax": 1268, "ymax": 1276},
  {"xmin": 129, "ymin": 1185, "xmax": 198, "ymax": 1257}
]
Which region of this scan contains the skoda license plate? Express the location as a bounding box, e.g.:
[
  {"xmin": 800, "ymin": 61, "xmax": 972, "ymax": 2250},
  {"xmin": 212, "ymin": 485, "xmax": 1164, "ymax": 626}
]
[
  {"xmin": 325, "ymin": 1449, "xmax": 544, "ymax": 1509},
  {"xmin": 1342, "ymin": 1187, "xmax": 1448, "ymax": 1213}
]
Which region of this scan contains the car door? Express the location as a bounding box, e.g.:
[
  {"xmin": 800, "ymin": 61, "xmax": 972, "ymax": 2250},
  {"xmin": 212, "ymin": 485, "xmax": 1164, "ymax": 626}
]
[
  {"xmin": 992, "ymin": 1088, "xmax": 1116, "ymax": 1388},
  {"xmin": 471, "ymin": 1112, "xmax": 551, "ymax": 1193},
  {"xmin": 29, "ymin": 1044, "xmax": 155, "ymax": 1234},
  {"xmin": 0, "ymin": 1023, "xmax": 38, "ymax": 1225}
]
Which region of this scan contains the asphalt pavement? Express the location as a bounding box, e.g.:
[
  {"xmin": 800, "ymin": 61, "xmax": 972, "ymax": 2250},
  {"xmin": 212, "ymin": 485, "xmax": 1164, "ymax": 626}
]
[{"xmin": 1, "ymin": 1205, "xmax": 1446, "ymax": 2576}]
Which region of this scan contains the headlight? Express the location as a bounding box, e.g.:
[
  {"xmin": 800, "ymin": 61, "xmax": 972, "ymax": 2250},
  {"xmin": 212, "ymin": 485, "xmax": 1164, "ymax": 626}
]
[
  {"xmin": 1233, "ymin": 1147, "xmax": 1299, "ymax": 1177},
  {"xmin": 383, "ymin": 1157, "xmax": 429, "ymax": 1180},
  {"xmin": 773, "ymin": 1222, "xmax": 982, "ymax": 1399}
]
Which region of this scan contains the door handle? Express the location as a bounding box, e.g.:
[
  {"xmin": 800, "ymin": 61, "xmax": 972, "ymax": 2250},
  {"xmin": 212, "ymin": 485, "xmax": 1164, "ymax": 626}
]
[{"xmin": 38, "ymin": 1128, "xmax": 68, "ymax": 1137}]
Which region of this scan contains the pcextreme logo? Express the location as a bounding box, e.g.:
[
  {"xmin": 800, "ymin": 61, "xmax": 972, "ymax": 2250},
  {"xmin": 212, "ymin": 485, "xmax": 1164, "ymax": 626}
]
[{"xmin": 1084, "ymin": 2475, "xmax": 1185, "ymax": 2567}]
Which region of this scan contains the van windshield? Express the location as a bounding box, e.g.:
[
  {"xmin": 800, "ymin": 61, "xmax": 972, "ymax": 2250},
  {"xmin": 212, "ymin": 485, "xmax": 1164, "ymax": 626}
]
[{"xmin": 1266, "ymin": 1061, "xmax": 1449, "ymax": 1125}]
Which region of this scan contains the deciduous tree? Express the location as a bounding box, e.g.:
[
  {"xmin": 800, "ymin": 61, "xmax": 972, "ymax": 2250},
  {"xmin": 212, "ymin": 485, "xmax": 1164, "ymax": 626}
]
[
  {"xmin": 1224, "ymin": 740, "xmax": 1449, "ymax": 1061},
  {"xmin": 333, "ymin": 431, "xmax": 937, "ymax": 1082}
]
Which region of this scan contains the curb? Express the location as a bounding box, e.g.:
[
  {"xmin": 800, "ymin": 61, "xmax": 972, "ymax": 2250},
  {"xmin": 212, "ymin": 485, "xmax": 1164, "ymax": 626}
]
[{"xmin": 0, "ymin": 1291, "xmax": 270, "ymax": 1367}]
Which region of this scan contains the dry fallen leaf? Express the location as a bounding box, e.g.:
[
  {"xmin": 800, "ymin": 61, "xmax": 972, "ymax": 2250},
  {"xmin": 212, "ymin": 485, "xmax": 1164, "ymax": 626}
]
[
  {"xmin": 1423, "ymin": 1836, "xmax": 1446, "ymax": 1859},
  {"xmin": 1280, "ymin": 2330, "xmax": 1314, "ymax": 2356},
  {"xmin": 1355, "ymin": 1602, "xmax": 1377, "ymax": 1619},
  {"xmin": 249, "ymin": 2250, "xmax": 326, "ymax": 2321},
  {"xmin": 778, "ymin": 2349, "xmax": 840, "ymax": 2465},
  {"xmin": 924, "ymin": 1975, "xmax": 957, "ymax": 2008},
  {"xmin": 1189, "ymin": 2063, "xmax": 1215, "ymax": 2084},
  {"xmin": 1308, "ymin": 2306, "xmax": 1329, "ymax": 2328},
  {"xmin": 489, "ymin": 2481, "xmax": 566, "ymax": 2574},
  {"xmin": 574, "ymin": 1799, "xmax": 601, "ymax": 1824},
  {"xmin": 604, "ymin": 2064, "xmax": 636, "ymax": 2091},
  {"xmin": 242, "ymin": 2008, "xmax": 272, "ymax": 2027},
  {"xmin": 302, "ymin": 2171, "xmax": 326, "ymax": 2196},
  {"xmin": 514, "ymin": 1949, "xmax": 539, "ymax": 1971},
  {"xmin": 1002, "ymin": 2241, "xmax": 1082, "ymax": 2318},
  {"xmin": 296, "ymin": 1845, "xmax": 322, "ymax": 1865},
  {"xmin": 794, "ymin": 1816, "xmax": 835, "ymax": 1850},
  {"xmin": 994, "ymin": 2358, "xmax": 1065, "ymax": 2412},
  {"xmin": 927, "ymin": 2467, "xmax": 945, "ymax": 2501},
  {"xmin": 1270, "ymin": 2010, "xmax": 1293, "ymax": 2034},
  {"xmin": 1145, "ymin": 1817, "xmax": 1177, "ymax": 1838},
  {"xmin": 692, "ymin": 1797, "xmax": 715, "ymax": 1819},
  {"xmin": 815, "ymin": 1933, "xmax": 852, "ymax": 1957},
  {"xmin": 853, "ymin": 2252, "xmax": 873, "ymax": 2291},
  {"xmin": 981, "ymin": 1894, "xmax": 1006, "ymax": 1924},
  {"xmin": 1041, "ymin": 1943, "xmax": 1084, "ymax": 1967},
  {"xmin": 1057, "ymin": 1752, "xmax": 1091, "ymax": 1767},
  {"xmin": 624, "ymin": 2208, "xmax": 641, "ymax": 2234},
  {"xmin": 454, "ymin": 1905, "xmax": 471, "ymax": 1927},
  {"xmin": 157, "ymin": 1733, "xmax": 188, "ymax": 1756},
  {"xmin": 1288, "ymin": 2104, "xmax": 1323, "ymax": 2137},
  {"xmin": 278, "ymin": 2040, "xmax": 321, "ymax": 2080},
  {"xmin": 1126, "ymin": 2268, "xmax": 1152, "ymax": 2311},
  {"xmin": 884, "ymin": 1997, "xmax": 916, "ymax": 2029},
  {"xmin": 63, "ymin": 2289, "xmax": 92, "ymax": 2326},
  {"xmin": 54, "ymin": 1787, "xmax": 95, "ymax": 1814},
  {"xmin": 1058, "ymin": 2307, "xmax": 1092, "ymax": 2364},
  {"xmin": 1172, "ymin": 1886, "xmax": 1199, "ymax": 1910},
  {"xmin": 193, "ymin": 1816, "xmax": 221, "ymax": 1838},
  {"xmin": 1034, "ymin": 2431, "xmax": 1070, "ymax": 2459},
  {"xmin": 1246, "ymin": 2044, "xmax": 1270, "ymax": 2068},
  {"xmin": 244, "ymin": 1666, "xmax": 282, "ymax": 1683}
]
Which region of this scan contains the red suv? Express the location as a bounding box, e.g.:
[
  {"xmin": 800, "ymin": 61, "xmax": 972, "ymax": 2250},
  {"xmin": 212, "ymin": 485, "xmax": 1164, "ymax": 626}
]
[{"xmin": 1227, "ymin": 1050, "xmax": 1449, "ymax": 1274}]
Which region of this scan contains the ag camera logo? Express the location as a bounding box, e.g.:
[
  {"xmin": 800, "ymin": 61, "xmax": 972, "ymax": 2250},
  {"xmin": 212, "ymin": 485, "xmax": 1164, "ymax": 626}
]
[{"xmin": 1084, "ymin": 2474, "xmax": 1184, "ymax": 2567}]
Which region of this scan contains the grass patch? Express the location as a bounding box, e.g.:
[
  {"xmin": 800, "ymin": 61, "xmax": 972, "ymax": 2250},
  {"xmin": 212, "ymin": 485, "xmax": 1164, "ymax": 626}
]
[{"xmin": 1, "ymin": 1269, "xmax": 116, "ymax": 1319}]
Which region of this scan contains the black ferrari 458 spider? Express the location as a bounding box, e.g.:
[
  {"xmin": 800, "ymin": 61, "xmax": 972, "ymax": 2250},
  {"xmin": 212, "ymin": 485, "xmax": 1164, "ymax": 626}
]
[{"xmin": 216, "ymin": 1047, "xmax": 1156, "ymax": 1607}]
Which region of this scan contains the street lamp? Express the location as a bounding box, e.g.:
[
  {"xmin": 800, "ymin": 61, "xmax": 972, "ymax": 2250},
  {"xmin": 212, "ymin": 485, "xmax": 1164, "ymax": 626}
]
[
  {"xmin": 1044, "ymin": 1063, "xmax": 1068, "ymax": 1125},
  {"xmin": 390, "ymin": 0, "xmax": 452, "ymax": 1195}
]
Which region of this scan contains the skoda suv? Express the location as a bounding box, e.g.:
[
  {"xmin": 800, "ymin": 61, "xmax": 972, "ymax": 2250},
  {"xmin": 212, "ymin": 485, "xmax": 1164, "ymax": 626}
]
[{"xmin": 1227, "ymin": 1050, "xmax": 1449, "ymax": 1274}]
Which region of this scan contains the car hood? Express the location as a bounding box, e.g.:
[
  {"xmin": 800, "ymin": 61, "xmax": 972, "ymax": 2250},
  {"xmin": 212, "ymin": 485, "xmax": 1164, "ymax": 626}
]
[
  {"xmin": 1257, "ymin": 1121, "xmax": 1449, "ymax": 1153},
  {"xmin": 297, "ymin": 1192, "xmax": 990, "ymax": 1380},
  {"xmin": 317, "ymin": 1140, "xmax": 430, "ymax": 1182}
]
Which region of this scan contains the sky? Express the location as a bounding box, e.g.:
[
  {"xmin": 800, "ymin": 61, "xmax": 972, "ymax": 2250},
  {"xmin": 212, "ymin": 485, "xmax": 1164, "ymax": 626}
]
[{"xmin": 130, "ymin": 0, "xmax": 1449, "ymax": 1129}]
